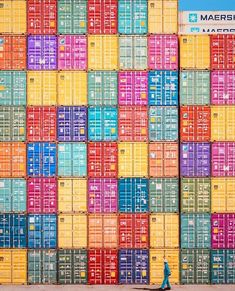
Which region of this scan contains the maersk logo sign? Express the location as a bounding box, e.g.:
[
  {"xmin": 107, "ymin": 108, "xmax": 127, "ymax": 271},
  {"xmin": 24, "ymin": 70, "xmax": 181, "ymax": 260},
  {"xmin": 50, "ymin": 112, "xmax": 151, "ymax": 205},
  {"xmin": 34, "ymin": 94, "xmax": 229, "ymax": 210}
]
[{"xmin": 189, "ymin": 13, "xmax": 198, "ymax": 23}]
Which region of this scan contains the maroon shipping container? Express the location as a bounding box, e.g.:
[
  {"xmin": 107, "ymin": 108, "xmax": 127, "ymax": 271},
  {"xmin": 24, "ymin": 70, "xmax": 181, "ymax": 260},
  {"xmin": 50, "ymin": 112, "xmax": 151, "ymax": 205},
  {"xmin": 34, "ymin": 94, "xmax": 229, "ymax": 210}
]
[
  {"xmin": 88, "ymin": 142, "xmax": 118, "ymax": 178},
  {"xmin": 119, "ymin": 213, "xmax": 149, "ymax": 248},
  {"xmin": 27, "ymin": 0, "xmax": 57, "ymax": 34},
  {"xmin": 88, "ymin": 249, "xmax": 118, "ymax": 284},
  {"xmin": 88, "ymin": 0, "xmax": 118, "ymax": 34},
  {"xmin": 27, "ymin": 178, "xmax": 57, "ymax": 213},
  {"xmin": 27, "ymin": 107, "xmax": 57, "ymax": 141}
]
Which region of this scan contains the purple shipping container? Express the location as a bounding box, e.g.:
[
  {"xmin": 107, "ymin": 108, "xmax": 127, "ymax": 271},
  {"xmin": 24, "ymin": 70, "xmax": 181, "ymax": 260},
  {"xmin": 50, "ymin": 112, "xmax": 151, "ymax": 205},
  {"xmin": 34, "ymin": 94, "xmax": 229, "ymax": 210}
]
[
  {"xmin": 211, "ymin": 71, "xmax": 235, "ymax": 104},
  {"xmin": 148, "ymin": 35, "xmax": 178, "ymax": 70},
  {"xmin": 118, "ymin": 71, "xmax": 148, "ymax": 106},
  {"xmin": 58, "ymin": 35, "xmax": 87, "ymax": 70},
  {"xmin": 57, "ymin": 106, "xmax": 87, "ymax": 142},
  {"xmin": 180, "ymin": 142, "xmax": 211, "ymax": 177},
  {"xmin": 27, "ymin": 36, "xmax": 57, "ymax": 70},
  {"xmin": 212, "ymin": 142, "xmax": 235, "ymax": 177},
  {"xmin": 88, "ymin": 178, "xmax": 118, "ymax": 213}
]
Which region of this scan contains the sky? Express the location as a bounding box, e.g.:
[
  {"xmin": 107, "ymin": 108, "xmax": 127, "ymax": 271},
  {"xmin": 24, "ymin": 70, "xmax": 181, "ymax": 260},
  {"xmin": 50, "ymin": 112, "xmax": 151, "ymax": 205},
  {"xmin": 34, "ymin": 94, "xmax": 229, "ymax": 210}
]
[{"xmin": 179, "ymin": 0, "xmax": 235, "ymax": 11}]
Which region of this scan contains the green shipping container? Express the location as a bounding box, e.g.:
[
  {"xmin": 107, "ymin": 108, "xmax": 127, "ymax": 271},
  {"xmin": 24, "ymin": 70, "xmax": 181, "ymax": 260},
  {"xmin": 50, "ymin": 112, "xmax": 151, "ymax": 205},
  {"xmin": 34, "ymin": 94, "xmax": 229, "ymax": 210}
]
[
  {"xmin": 181, "ymin": 249, "xmax": 210, "ymax": 284},
  {"xmin": 58, "ymin": 249, "xmax": 87, "ymax": 284}
]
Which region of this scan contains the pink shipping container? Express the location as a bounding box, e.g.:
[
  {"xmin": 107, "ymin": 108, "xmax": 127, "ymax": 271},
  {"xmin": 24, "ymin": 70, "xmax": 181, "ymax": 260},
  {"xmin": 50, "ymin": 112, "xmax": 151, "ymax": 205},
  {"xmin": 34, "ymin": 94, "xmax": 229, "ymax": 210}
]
[
  {"xmin": 212, "ymin": 142, "xmax": 235, "ymax": 177},
  {"xmin": 211, "ymin": 71, "xmax": 235, "ymax": 105},
  {"xmin": 27, "ymin": 178, "xmax": 57, "ymax": 213},
  {"xmin": 58, "ymin": 35, "xmax": 87, "ymax": 70},
  {"xmin": 88, "ymin": 178, "xmax": 118, "ymax": 213},
  {"xmin": 118, "ymin": 71, "xmax": 148, "ymax": 106},
  {"xmin": 148, "ymin": 35, "xmax": 178, "ymax": 70}
]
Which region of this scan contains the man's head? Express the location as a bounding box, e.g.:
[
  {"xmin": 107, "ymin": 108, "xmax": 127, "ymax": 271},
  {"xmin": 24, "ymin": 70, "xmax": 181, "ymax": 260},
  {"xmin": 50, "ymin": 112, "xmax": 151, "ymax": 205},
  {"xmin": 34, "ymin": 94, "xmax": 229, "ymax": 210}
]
[{"xmin": 164, "ymin": 258, "xmax": 168, "ymax": 264}]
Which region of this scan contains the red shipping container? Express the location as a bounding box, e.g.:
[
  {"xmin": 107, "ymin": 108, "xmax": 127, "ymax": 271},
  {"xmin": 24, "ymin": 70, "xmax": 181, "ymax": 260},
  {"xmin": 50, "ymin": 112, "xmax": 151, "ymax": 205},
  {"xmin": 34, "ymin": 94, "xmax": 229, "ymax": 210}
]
[
  {"xmin": 27, "ymin": 178, "xmax": 57, "ymax": 213},
  {"xmin": 118, "ymin": 106, "xmax": 148, "ymax": 142},
  {"xmin": 88, "ymin": 249, "xmax": 118, "ymax": 284},
  {"xmin": 0, "ymin": 36, "xmax": 26, "ymax": 70},
  {"xmin": 180, "ymin": 106, "xmax": 211, "ymax": 142},
  {"xmin": 211, "ymin": 35, "xmax": 235, "ymax": 70},
  {"xmin": 27, "ymin": 0, "xmax": 57, "ymax": 34},
  {"xmin": 88, "ymin": 142, "xmax": 118, "ymax": 178},
  {"xmin": 27, "ymin": 107, "xmax": 57, "ymax": 142},
  {"xmin": 88, "ymin": 0, "xmax": 118, "ymax": 34},
  {"xmin": 119, "ymin": 213, "xmax": 149, "ymax": 248}
]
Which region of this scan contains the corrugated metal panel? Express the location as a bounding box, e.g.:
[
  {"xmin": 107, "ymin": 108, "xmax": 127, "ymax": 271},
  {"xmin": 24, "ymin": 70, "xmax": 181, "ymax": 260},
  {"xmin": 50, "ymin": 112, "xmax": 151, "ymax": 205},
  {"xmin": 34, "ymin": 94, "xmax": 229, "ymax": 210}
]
[
  {"xmin": 211, "ymin": 250, "xmax": 226, "ymax": 284},
  {"xmin": 226, "ymin": 250, "xmax": 235, "ymax": 284}
]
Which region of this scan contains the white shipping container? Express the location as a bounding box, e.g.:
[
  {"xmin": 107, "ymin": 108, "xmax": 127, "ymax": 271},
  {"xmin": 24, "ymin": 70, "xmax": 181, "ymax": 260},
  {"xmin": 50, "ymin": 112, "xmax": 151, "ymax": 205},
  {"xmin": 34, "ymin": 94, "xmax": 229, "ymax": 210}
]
[{"xmin": 179, "ymin": 24, "xmax": 235, "ymax": 34}]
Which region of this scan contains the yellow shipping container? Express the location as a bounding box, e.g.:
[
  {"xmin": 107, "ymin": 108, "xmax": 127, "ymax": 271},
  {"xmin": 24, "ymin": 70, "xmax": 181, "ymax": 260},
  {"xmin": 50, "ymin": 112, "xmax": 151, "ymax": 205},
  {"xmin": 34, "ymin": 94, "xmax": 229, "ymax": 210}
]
[
  {"xmin": 58, "ymin": 214, "xmax": 87, "ymax": 248},
  {"xmin": 58, "ymin": 179, "xmax": 87, "ymax": 213},
  {"xmin": 118, "ymin": 142, "xmax": 148, "ymax": 177},
  {"xmin": 150, "ymin": 249, "xmax": 179, "ymax": 284},
  {"xmin": 27, "ymin": 71, "xmax": 57, "ymax": 105},
  {"xmin": 88, "ymin": 35, "xmax": 118, "ymax": 70},
  {"xmin": 58, "ymin": 71, "xmax": 87, "ymax": 105},
  {"xmin": 180, "ymin": 35, "xmax": 210, "ymax": 69},
  {"xmin": 0, "ymin": 249, "xmax": 27, "ymax": 284},
  {"xmin": 148, "ymin": 0, "xmax": 178, "ymax": 34},
  {"xmin": 211, "ymin": 178, "xmax": 235, "ymax": 213},
  {"xmin": 0, "ymin": 0, "xmax": 26, "ymax": 34},
  {"xmin": 211, "ymin": 106, "xmax": 235, "ymax": 141},
  {"xmin": 150, "ymin": 214, "xmax": 179, "ymax": 248}
]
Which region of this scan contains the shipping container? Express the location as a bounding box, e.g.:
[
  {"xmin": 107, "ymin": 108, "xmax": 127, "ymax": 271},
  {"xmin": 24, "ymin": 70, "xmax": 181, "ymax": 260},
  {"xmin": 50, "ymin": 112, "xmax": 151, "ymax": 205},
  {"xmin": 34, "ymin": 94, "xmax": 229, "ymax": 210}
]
[
  {"xmin": 178, "ymin": 24, "xmax": 235, "ymax": 35},
  {"xmin": 27, "ymin": 36, "xmax": 57, "ymax": 70},
  {"xmin": 58, "ymin": 178, "xmax": 87, "ymax": 213},
  {"xmin": 88, "ymin": 71, "xmax": 117, "ymax": 106},
  {"xmin": 180, "ymin": 106, "xmax": 211, "ymax": 142},
  {"xmin": 27, "ymin": 107, "xmax": 57, "ymax": 142},
  {"xmin": 211, "ymin": 35, "xmax": 235, "ymax": 70},
  {"xmin": 58, "ymin": 0, "xmax": 87, "ymax": 34},
  {"xmin": 149, "ymin": 178, "xmax": 179, "ymax": 213},
  {"xmin": 88, "ymin": 249, "xmax": 118, "ymax": 284},
  {"xmin": 0, "ymin": 106, "xmax": 25, "ymax": 141},
  {"xmin": 118, "ymin": 142, "xmax": 148, "ymax": 177},
  {"xmin": 149, "ymin": 106, "xmax": 178, "ymax": 141},
  {"xmin": 58, "ymin": 143, "xmax": 87, "ymax": 177},
  {"xmin": 118, "ymin": 107, "xmax": 148, "ymax": 141},
  {"xmin": 119, "ymin": 249, "xmax": 149, "ymax": 284},
  {"xmin": 211, "ymin": 106, "xmax": 235, "ymax": 141},
  {"xmin": 150, "ymin": 249, "xmax": 179, "ymax": 284},
  {"xmin": 58, "ymin": 35, "xmax": 87, "ymax": 70},
  {"xmin": 149, "ymin": 142, "xmax": 178, "ymax": 177},
  {"xmin": 27, "ymin": 178, "xmax": 57, "ymax": 214},
  {"xmin": 88, "ymin": 178, "xmax": 117, "ymax": 213},
  {"xmin": 28, "ymin": 214, "xmax": 57, "ymax": 249},
  {"xmin": 148, "ymin": 70, "xmax": 178, "ymax": 106},
  {"xmin": 0, "ymin": 249, "xmax": 27, "ymax": 284},
  {"xmin": 28, "ymin": 250, "xmax": 57, "ymax": 284},
  {"xmin": 88, "ymin": 107, "xmax": 118, "ymax": 141},
  {"xmin": 181, "ymin": 249, "xmax": 210, "ymax": 284},
  {"xmin": 88, "ymin": 35, "xmax": 118, "ymax": 70},
  {"xmin": 119, "ymin": 213, "xmax": 149, "ymax": 248},
  {"xmin": 118, "ymin": 71, "xmax": 148, "ymax": 106},
  {"xmin": 0, "ymin": 214, "xmax": 26, "ymax": 248},
  {"xmin": 58, "ymin": 214, "xmax": 87, "ymax": 248},
  {"xmin": 119, "ymin": 178, "xmax": 148, "ymax": 213},
  {"xmin": 88, "ymin": 142, "xmax": 117, "ymax": 178},
  {"xmin": 150, "ymin": 213, "xmax": 179, "ymax": 248},
  {"xmin": 58, "ymin": 249, "xmax": 87, "ymax": 284},
  {"xmin": 180, "ymin": 35, "xmax": 210, "ymax": 69},
  {"xmin": 27, "ymin": 143, "xmax": 56, "ymax": 177},
  {"xmin": 148, "ymin": 0, "xmax": 178, "ymax": 34},
  {"xmin": 0, "ymin": 36, "xmax": 26, "ymax": 70},
  {"xmin": 211, "ymin": 71, "xmax": 235, "ymax": 105},
  {"xmin": 0, "ymin": 142, "xmax": 26, "ymax": 177},
  {"xmin": 119, "ymin": 36, "xmax": 147, "ymax": 70},
  {"xmin": 148, "ymin": 35, "xmax": 178, "ymax": 70},
  {"xmin": 180, "ymin": 71, "xmax": 210, "ymax": 105},
  {"xmin": 181, "ymin": 213, "xmax": 211, "ymax": 248},
  {"xmin": 58, "ymin": 71, "xmax": 87, "ymax": 106}
]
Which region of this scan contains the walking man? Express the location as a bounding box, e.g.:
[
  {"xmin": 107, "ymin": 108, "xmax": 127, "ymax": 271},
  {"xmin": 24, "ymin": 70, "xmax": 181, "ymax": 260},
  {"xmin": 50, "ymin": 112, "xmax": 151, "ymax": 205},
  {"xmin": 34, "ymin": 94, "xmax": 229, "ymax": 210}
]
[{"xmin": 159, "ymin": 258, "xmax": 171, "ymax": 290}]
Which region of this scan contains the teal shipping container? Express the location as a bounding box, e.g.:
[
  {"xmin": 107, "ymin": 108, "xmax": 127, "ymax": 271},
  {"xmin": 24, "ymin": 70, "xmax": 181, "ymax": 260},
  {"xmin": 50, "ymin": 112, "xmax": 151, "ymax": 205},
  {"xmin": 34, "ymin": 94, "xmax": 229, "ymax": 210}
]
[
  {"xmin": 0, "ymin": 179, "xmax": 26, "ymax": 213},
  {"xmin": 58, "ymin": 143, "xmax": 87, "ymax": 177}
]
